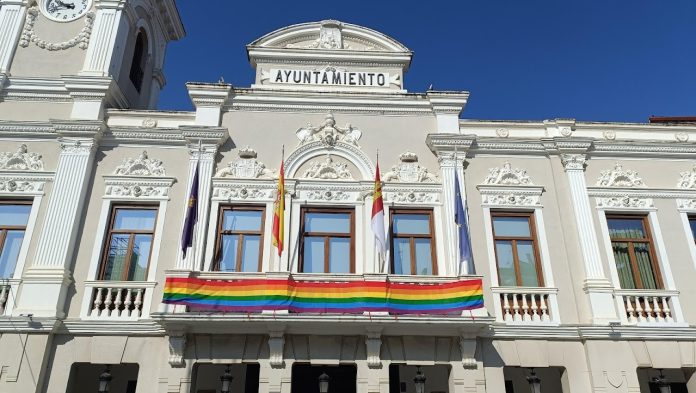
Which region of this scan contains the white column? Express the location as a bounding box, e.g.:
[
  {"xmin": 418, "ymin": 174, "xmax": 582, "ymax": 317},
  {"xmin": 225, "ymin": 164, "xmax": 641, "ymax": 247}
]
[
  {"xmin": 0, "ymin": 0, "xmax": 27, "ymax": 75},
  {"xmin": 176, "ymin": 144, "xmax": 216, "ymax": 270},
  {"xmin": 17, "ymin": 128, "xmax": 101, "ymax": 318},
  {"xmin": 438, "ymin": 152, "xmax": 466, "ymax": 276},
  {"xmin": 80, "ymin": 0, "xmax": 125, "ymax": 76},
  {"xmin": 560, "ymin": 153, "xmax": 618, "ymax": 323}
]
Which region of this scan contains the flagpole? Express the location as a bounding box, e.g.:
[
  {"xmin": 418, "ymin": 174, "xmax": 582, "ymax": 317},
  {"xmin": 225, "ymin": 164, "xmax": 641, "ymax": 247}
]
[
  {"xmin": 192, "ymin": 140, "xmax": 202, "ymax": 269},
  {"xmin": 376, "ymin": 149, "xmax": 383, "ymax": 273}
]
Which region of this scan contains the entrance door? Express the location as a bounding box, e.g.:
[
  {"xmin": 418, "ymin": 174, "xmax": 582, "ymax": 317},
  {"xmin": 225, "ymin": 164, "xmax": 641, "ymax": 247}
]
[{"xmin": 291, "ymin": 364, "xmax": 356, "ymax": 393}]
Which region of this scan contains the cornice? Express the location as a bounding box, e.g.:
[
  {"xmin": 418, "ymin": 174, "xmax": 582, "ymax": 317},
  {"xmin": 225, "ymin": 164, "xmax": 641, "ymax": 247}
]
[
  {"xmin": 426, "ymin": 133, "xmax": 476, "ymax": 153},
  {"xmin": 586, "ymin": 187, "xmax": 696, "ymax": 200},
  {"xmin": 59, "ymin": 319, "xmax": 166, "ymax": 335},
  {"xmin": 0, "ymin": 121, "xmax": 56, "ymax": 138},
  {"xmin": 180, "ymin": 126, "xmax": 229, "ymax": 146}
]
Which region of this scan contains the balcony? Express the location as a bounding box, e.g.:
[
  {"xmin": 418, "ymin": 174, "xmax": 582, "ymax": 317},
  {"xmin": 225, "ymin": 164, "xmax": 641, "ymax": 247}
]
[
  {"xmin": 614, "ymin": 289, "xmax": 685, "ymax": 326},
  {"xmin": 491, "ymin": 286, "xmax": 560, "ymax": 325},
  {"xmin": 81, "ymin": 281, "xmax": 157, "ymax": 321}
]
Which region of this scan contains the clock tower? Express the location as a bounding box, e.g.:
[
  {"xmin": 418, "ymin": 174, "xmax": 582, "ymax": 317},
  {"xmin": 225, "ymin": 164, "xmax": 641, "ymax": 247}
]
[{"xmin": 0, "ymin": 0, "xmax": 184, "ymax": 119}]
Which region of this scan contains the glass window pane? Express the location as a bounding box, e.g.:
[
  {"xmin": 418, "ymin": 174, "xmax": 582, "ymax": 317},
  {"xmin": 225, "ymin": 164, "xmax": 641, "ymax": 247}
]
[
  {"xmin": 690, "ymin": 218, "xmax": 696, "ymax": 240},
  {"xmin": 0, "ymin": 230, "xmax": 25, "ymax": 278},
  {"xmin": 103, "ymin": 234, "xmax": 130, "ymax": 280},
  {"xmin": 392, "ymin": 238, "xmax": 411, "ymax": 275},
  {"xmin": 329, "ymin": 238, "xmax": 350, "ymax": 273},
  {"xmin": 127, "ymin": 234, "xmax": 152, "ymax": 281},
  {"xmin": 113, "ymin": 209, "xmax": 156, "ymax": 231},
  {"xmin": 495, "ymin": 240, "xmax": 516, "ymax": 286},
  {"xmin": 305, "ymin": 213, "xmax": 350, "ymax": 234},
  {"xmin": 303, "ymin": 237, "xmax": 325, "ymax": 273},
  {"xmin": 393, "ymin": 214, "xmax": 430, "ymax": 235},
  {"xmin": 492, "ymin": 216, "xmax": 531, "ymax": 237},
  {"xmin": 223, "ymin": 210, "xmax": 262, "ymax": 232},
  {"xmin": 218, "ymin": 235, "xmax": 239, "ymax": 272},
  {"xmin": 517, "ymin": 241, "xmax": 540, "ymax": 287},
  {"xmin": 240, "ymin": 235, "xmax": 261, "ymax": 272},
  {"xmin": 634, "ymin": 242, "xmax": 658, "ymax": 289},
  {"xmin": 607, "ymin": 218, "xmax": 646, "ymax": 239},
  {"xmin": 0, "ymin": 204, "xmax": 31, "ymax": 226},
  {"xmin": 414, "ymin": 239, "xmax": 433, "ymax": 275},
  {"xmin": 612, "ymin": 241, "xmax": 636, "ymax": 289}
]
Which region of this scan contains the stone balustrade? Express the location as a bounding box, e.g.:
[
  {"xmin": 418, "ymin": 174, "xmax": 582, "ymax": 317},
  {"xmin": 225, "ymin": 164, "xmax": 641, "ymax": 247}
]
[
  {"xmin": 615, "ymin": 289, "xmax": 681, "ymax": 325},
  {"xmin": 491, "ymin": 286, "xmax": 560, "ymax": 325},
  {"xmin": 83, "ymin": 281, "xmax": 156, "ymax": 320}
]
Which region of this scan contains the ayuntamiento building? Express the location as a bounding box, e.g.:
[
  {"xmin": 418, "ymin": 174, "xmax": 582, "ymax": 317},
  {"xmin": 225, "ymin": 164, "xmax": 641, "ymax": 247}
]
[{"xmin": 0, "ymin": 1, "xmax": 695, "ymax": 393}]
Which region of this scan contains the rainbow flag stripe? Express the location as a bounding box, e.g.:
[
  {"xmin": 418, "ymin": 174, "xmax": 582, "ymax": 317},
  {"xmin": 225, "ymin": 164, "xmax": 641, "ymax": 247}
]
[{"xmin": 163, "ymin": 277, "xmax": 484, "ymax": 315}]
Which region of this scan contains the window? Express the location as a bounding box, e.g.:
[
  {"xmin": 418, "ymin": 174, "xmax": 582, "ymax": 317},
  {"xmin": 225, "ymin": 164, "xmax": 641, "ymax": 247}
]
[
  {"xmin": 606, "ymin": 215, "xmax": 662, "ymax": 289},
  {"xmin": 491, "ymin": 211, "xmax": 543, "ymax": 287},
  {"xmin": 99, "ymin": 205, "xmax": 157, "ymax": 281},
  {"xmin": 299, "ymin": 208, "xmax": 354, "ymax": 273},
  {"xmin": 0, "ymin": 202, "xmax": 32, "ymax": 279},
  {"xmin": 689, "ymin": 216, "xmax": 696, "ymax": 245},
  {"xmin": 213, "ymin": 206, "xmax": 265, "ymax": 272},
  {"xmin": 390, "ymin": 210, "xmax": 437, "ymax": 275},
  {"xmin": 129, "ymin": 31, "xmax": 148, "ymax": 92}
]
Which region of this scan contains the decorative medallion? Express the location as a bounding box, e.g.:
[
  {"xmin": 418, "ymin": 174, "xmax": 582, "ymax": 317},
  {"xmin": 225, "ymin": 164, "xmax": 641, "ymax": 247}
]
[
  {"xmin": 483, "ymin": 162, "xmax": 533, "ymax": 185},
  {"xmin": 19, "ymin": 7, "xmax": 94, "ymax": 51},
  {"xmin": 0, "ymin": 144, "xmax": 44, "ymax": 171},
  {"xmin": 677, "ymin": 165, "xmax": 696, "ymax": 189},
  {"xmin": 596, "ymin": 163, "xmax": 645, "ymax": 187},
  {"xmin": 114, "ymin": 151, "xmax": 166, "ymax": 176},
  {"xmin": 603, "ymin": 130, "xmax": 617, "ymax": 140},
  {"xmin": 676, "ymin": 132, "xmax": 689, "ymax": 143},
  {"xmin": 215, "ymin": 147, "xmax": 275, "ymax": 179},
  {"xmin": 301, "ymin": 155, "xmax": 353, "ymax": 180},
  {"xmin": 296, "ymin": 113, "xmax": 362, "ymax": 147},
  {"xmin": 383, "ymin": 152, "xmax": 437, "ymax": 183},
  {"xmin": 495, "ymin": 128, "xmax": 510, "ymax": 138},
  {"xmin": 141, "ymin": 118, "xmax": 157, "ymax": 128}
]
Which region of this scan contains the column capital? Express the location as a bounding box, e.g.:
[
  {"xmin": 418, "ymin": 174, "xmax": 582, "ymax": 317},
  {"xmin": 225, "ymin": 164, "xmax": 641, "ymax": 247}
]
[
  {"xmin": 437, "ymin": 151, "xmax": 468, "ymax": 169},
  {"xmin": 560, "ymin": 153, "xmax": 588, "ymax": 171},
  {"xmin": 426, "ymin": 133, "xmax": 475, "ymax": 155},
  {"xmin": 180, "ymin": 126, "xmax": 229, "ymax": 147}
]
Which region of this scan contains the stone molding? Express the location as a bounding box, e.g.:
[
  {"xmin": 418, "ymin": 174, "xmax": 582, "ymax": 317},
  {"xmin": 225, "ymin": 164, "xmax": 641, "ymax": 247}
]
[
  {"xmin": 103, "ymin": 176, "xmax": 175, "ymax": 200},
  {"xmin": 19, "ymin": 7, "xmax": 94, "ymax": 51},
  {"xmin": 478, "ymin": 185, "xmax": 543, "ymax": 208}
]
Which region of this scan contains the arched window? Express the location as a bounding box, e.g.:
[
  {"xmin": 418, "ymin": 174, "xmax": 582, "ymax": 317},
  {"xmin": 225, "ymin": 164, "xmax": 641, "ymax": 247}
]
[{"xmin": 129, "ymin": 31, "xmax": 148, "ymax": 92}]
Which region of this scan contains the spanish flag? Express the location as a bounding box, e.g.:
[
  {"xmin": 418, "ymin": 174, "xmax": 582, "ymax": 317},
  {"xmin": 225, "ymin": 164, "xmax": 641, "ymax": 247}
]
[
  {"xmin": 371, "ymin": 162, "xmax": 386, "ymax": 262},
  {"xmin": 272, "ymin": 159, "xmax": 285, "ymax": 256}
]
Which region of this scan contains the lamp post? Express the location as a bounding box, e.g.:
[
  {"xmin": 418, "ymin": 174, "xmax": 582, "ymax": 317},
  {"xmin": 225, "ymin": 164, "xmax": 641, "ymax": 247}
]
[
  {"xmin": 220, "ymin": 365, "xmax": 233, "ymax": 393},
  {"xmin": 318, "ymin": 371, "xmax": 330, "ymax": 393},
  {"xmin": 97, "ymin": 365, "xmax": 112, "ymax": 393},
  {"xmin": 526, "ymin": 368, "xmax": 541, "ymax": 393},
  {"xmin": 413, "ymin": 367, "xmax": 426, "ymax": 393},
  {"xmin": 652, "ymin": 369, "xmax": 671, "ymax": 393}
]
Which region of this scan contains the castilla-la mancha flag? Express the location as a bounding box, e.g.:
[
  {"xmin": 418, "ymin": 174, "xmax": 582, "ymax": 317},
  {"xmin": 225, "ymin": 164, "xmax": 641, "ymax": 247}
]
[
  {"xmin": 371, "ymin": 163, "xmax": 386, "ymax": 261},
  {"xmin": 272, "ymin": 160, "xmax": 285, "ymax": 256}
]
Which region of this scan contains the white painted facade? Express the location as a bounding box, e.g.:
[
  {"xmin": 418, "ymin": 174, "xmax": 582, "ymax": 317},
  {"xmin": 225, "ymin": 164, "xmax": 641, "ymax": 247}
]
[{"xmin": 0, "ymin": 2, "xmax": 695, "ymax": 392}]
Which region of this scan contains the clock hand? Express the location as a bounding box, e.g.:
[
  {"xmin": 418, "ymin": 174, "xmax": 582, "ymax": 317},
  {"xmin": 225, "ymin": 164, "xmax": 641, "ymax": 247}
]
[{"xmin": 55, "ymin": 0, "xmax": 75, "ymax": 9}]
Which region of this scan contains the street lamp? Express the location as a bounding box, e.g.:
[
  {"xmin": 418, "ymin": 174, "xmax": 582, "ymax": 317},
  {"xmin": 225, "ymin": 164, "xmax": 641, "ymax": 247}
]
[
  {"xmin": 413, "ymin": 367, "xmax": 426, "ymax": 393},
  {"xmin": 97, "ymin": 365, "xmax": 112, "ymax": 393},
  {"xmin": 526, "ymin": 368, "xmax": 541, "ymax": 393},
  {"xmin": 652, "ymin": 369, "xmax": 671, "ymax": 393},
  {"xmin": 220, "ymin": 365, "xmax": 233, "ymax": 393},
  {"xmin": 318, "ymin": 371, "xmax": 330, "ymax": 393}
]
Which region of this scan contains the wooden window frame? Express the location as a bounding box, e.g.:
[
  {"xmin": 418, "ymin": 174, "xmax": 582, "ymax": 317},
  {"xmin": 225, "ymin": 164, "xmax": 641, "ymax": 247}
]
[
  {"xmin": 389, "ymin": 209, "xmax": 438, "ymax": 275},
  {"xmin": 298, "ymin": 207, "xmax": 355, "ymax": 273},
  {"xmin": 98, "ymin": 204, "xmax": 158, "ymax": 281},
  {"xmin": 606, "ymin": 214, "xmax": 664, "ymax": 289},
  {"xmin": 212, "ymin": 205, "xmax": 266, "ymax": 272},
  {"xmin": 0, "ymin": 200, "xmax": 32, "ymax": 274},
  {"xmin": 491, "ymin": 210, "xmax": 545, "ymax": 287}
]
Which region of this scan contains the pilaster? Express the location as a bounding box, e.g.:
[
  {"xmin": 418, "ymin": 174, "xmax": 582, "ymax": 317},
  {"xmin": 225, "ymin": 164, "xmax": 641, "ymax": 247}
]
[
  {"xmin": 426, "ymin": 91, "xmax": 469, "ymax": 134},
  {"xmin": 16, "ymin": 120, "xmax": 103, "ymax": 318},
  {"xmin": 558, "ymin": 143, "xmax": 618, "ymax": 324},
  {"xmin": 0, "ymin": 0, "xmax": 27, "ymax": 86},
  {"xmin": 80, "ymin": 0, "xmax": 126, "ymax": 76},
  {"xmin": 187, "ymin": 83, "xmax": 233, "ymax": 126}
]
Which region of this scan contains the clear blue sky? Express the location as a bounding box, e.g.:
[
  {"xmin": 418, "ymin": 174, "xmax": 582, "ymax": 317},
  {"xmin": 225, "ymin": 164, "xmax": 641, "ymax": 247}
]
[{"xmin": 158, "ymin": 1, "xmax": 696, "ymax": 122}]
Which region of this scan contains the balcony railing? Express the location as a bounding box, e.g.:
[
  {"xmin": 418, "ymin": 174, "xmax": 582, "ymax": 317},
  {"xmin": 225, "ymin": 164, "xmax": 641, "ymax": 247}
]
[
  {"xmin": 615, "ymin": 289, "xmax": 683, "ymax": 325},
  {"xmin": 491, "ymin": 286, "xmax": 560, "ymax": 325},
  {"xmin": 82, "ymin": 281, "xmax": 156, "ymax": 321}
]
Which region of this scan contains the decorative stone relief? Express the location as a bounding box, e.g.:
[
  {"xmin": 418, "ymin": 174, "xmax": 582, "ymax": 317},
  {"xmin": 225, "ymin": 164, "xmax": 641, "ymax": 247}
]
[
  {"xmin": 168, "ymin": 334, "xmax": 186, "ymax": 367},
  {"xmin": 114, "ymin": 151, "xmax": 166, "ymax": 176},
  {"xmin": 459, "ymin": 336, "xmax": 477, "ymax": 369},
  {"xmin": 141, "ymin": 118, "xmax": 157, "ymax": 128},
  {"xmin": 305, "ymin": 190, "xmax": 350, "ymax": 201},
  {"xmin": 675, "ymin": 132, "xmax": 689, "ymax": 143},
  {"xmin": 677, "ymin": 199, "xmax": 696, "ymax": 210},
  {"xmin": 596, "ymin": 196, "xmax": 654, "ymax": 209},
  {"xmin": 296, "ymin": 114, "xmax": 362, "ymax": 147},
  {"xmin": 105, "ymin": 184, "xmax": 166, "ymax": 198},
  {"xmin": 603, "ymin": 130, "xmax": 617, "ymax": 140},
  {"xmin": 287, "ymin": 20, "xmax": 345, "ymax": 49},
  {"xmin": 495, "ymin": 128, "xmax": 510, "ymax": 138},
  {"xmin": 301, "ymin": 155, "xmax": 353, "ymax": 180},
  {"xmin": 365, "ymin": 331, "xmax": 382, "ymax": 369},
  {"xmin": 0, "ymin": 144, "xmax": 44, "ymax": 171},
  {"xmin": 480, "ymin": 192, "xmax": 541, "ymax": 207},
  {"xmin": 268, "ymin": 331, "xmax": 285, "ymax": 369},
  {"xmin": 19, "ymin": 7, "xmax": 94, "ymax": 51},
  {"xmin": 214, "ymin": 186, "xmax": 270, "ymax": 200},
  {"xmin": 677, "ymin": 165, "xmax": 696, "ymax": 189},
  {"xmin": 0, "ymin": 179, "xmax": 42, "ymax": 192},
  {"xmin": 384, "ymin": 191, "xmax": 437, "ymax": 204},
  {"xmin": 560, "ymin": 154, "xmax": 587, "ymax": 171},
  {"xmin": 215, "ymin": 147, "xmax": 275, "ymax": 179},
  {"xmin": 596, "ymin": 163, "xmax": 645, "ymax": 187},
  {"xmin": 383, "ymin": 152, "xmax": 438, "ymax": 183},
  {"xmin": 483, "ymin": 162, "xmax": 534, "ymax": 185}
]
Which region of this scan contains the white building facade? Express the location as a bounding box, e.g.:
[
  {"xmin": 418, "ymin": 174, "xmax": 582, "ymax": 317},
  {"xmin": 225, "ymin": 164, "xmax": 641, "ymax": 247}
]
[{"xmin": 0, "ymin": 1, "xmax": 696, "ymax": 392}]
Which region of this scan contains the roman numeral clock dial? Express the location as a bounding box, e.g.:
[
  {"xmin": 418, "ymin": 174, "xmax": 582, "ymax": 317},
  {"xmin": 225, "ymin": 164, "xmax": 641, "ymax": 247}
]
[{"xmin": 42, "ymin": 0, "xmax": 91, "ymax": 22}]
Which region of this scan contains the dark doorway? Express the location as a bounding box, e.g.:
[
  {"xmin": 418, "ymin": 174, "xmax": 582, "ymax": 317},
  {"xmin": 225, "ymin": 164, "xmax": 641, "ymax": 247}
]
[
  {"xmin": 648, "ymin": 382, "xmax": 687, "ymax": 393},
  {"xmin": 291, "ymin": 364, "xmax": 356, "ymax": 393}
]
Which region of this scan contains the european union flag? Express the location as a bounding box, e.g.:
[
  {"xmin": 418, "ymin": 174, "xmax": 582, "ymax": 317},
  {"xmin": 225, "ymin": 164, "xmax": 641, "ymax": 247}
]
[
  {"xmin": 455, "ymin": 172, "xmax": 474, "ymax": 275},
  {"xmin": 181, "ymin": 163, "xmax": 199, "ymax": 258}
]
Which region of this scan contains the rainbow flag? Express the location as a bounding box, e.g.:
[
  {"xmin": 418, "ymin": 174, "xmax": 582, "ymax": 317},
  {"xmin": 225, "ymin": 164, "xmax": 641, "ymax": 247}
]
[{"xmin": 163, "ymin": 277, "xmax": 484, "ymax": 315}]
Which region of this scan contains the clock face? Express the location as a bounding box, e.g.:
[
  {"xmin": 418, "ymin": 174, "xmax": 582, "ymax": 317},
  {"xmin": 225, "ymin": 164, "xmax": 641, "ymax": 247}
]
[{"xmin": 43, "ymin": 0, "xmax": 91, "ymax": 22}]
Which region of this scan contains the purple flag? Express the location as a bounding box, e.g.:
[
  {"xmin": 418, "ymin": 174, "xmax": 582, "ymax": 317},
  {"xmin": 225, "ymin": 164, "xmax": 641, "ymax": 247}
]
[{"xmin": 181, "ymin": 163, "xmax": 199, "ymax": 258}]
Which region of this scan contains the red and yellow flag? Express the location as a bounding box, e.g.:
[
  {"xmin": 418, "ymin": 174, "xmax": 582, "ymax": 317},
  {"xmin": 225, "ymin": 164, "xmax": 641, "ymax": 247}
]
[
  {"xmin": 272, "ymin": 159, "xmax": 285, "ymax": 256},
  {"xmin": 371, "ymin": 162, "xmax": 386, "ymax": 260}
]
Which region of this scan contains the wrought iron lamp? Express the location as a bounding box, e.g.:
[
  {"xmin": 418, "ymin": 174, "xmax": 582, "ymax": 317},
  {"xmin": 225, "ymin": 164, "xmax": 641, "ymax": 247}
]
[
  {"xmin": 414, "ymin": 367, "xmax": 426, "ymax": 393},
  {"xmin": 220, "ymin": 365, "xmax": 233, "ymax": 393},
  {"xmin": 526, "ymin": 368, "xmax": 541, "ymax": 393},
  {"xmin": 318, "ymin": 371, "xmax": 330, "ymax": 393},
  {"xmin": 97, "ymin": 365, "xmax": 112, "ymax": 393},
  {"xmin": 652, "ymin": 369, "xmax": 671, "ymax": 393}
]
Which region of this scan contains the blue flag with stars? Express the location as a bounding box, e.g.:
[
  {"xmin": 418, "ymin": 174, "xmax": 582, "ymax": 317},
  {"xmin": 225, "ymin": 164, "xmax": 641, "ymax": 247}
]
[{"xmin": 455, "ymin": 172, "xmax": 474, "ymax": 275}]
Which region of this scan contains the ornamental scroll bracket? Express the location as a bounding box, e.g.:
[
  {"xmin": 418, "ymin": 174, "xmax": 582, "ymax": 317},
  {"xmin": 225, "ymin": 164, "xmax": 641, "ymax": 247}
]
[
  {"xmin": 168, "ymin": 333, "xmax": 186, "ymax": 367},
  {"xmin": 268, "ymin": 329, "xmax": 286, "ymax": 369},
  {"xmin": 459, "ymin": 334, "xmax": 478, "ymax": 369},
  {"xmin": 365, "ymin": 329, "xmax": 382, "ymax": 369}
]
